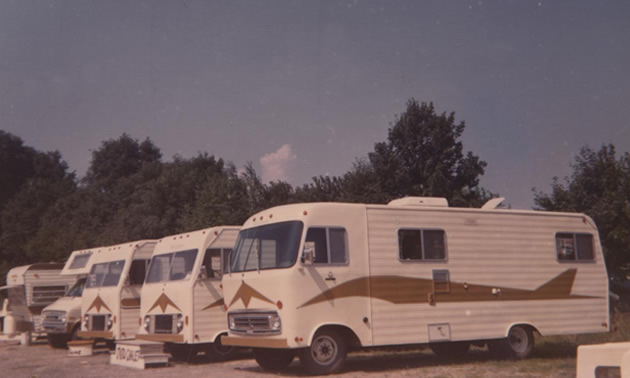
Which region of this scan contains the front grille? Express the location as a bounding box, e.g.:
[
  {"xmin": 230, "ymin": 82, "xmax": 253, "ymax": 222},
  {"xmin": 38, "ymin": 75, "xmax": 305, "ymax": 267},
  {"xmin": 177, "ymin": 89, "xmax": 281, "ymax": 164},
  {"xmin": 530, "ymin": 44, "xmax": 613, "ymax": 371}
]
[
  {"xmin": 42, "ymin": 311, "xmax": 67, "ymax": 332},
  {"xmin": 229, "ymin": 312, "xmax": 281, "ymax": 335},
  {"xmin": 146, "ymin": 314, "xmax": 178, "ymax": 334},
  {"xmin": 154, "ymin": 315, "xmax": 174, "ymax": 334},
  {"xmin": 91, "ymin": 315, "xmax": 106, "ymax": 331}
]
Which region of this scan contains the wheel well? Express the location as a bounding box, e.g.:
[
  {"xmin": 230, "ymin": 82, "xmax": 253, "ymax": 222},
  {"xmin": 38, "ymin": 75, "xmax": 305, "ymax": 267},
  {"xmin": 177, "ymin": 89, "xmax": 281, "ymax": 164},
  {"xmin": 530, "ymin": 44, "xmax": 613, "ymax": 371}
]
[
  {"xmin": 508, "ymin": 323, "xmax": 540, "ymax": 337},
  {"xmin": 312, "ymin": 325, "xmax": 361, "ymax": 348}
]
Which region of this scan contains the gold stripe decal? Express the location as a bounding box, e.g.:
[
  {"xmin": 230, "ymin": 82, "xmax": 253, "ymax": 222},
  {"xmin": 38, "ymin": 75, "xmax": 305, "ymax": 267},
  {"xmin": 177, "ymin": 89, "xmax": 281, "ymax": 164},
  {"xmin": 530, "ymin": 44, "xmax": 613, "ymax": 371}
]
[
  {"xmin": 147, "ymin": 293, "xmax": 182, "ymax": 313},
  {"xmin": 202, "ymin": 298, "xmax": 224, "ymax": 311},
  {"xmin": 86, "ymin": 295, "xmax": 113, "ymax": 313},
  {"xmin": 298, "ymin": 269, "xmax": 595, "ymax": 309},
  {"xmin": 228, "ymin": 281, "xmax": 274, "ymax": 309}
]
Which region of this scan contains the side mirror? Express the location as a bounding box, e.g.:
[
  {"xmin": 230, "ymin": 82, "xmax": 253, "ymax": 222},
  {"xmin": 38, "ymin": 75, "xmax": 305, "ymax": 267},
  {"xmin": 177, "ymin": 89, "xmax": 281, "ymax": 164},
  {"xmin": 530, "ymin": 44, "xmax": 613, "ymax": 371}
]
[
  {"xmin": 198, "ymin": 266, "xmax": 208, "ymax": 280},
  {"xmin": 301, "ymin": 241, "xmax": 315, "ymax": 265}
]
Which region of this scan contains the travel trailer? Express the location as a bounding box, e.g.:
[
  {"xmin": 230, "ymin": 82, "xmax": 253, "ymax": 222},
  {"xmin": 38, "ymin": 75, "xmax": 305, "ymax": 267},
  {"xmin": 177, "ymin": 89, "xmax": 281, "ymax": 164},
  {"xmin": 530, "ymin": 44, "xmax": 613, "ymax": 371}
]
[
  {"xmin": 222, "ymin": 197, "xmax": 609, "ymax": 374},
  {"xmin": 77, "ymin": 240, "xmax": 156, "ymax": 343},
  {"xmin": 1, "ymin": 263, "xmax": 76, "ymax": 341},
  {"xmin": 136, "ymin": 226, "xmax": 240, "ymax": 361},
  {"xmin": 42, "ymin": 248, "xmax": 95, "ymax": 347}
]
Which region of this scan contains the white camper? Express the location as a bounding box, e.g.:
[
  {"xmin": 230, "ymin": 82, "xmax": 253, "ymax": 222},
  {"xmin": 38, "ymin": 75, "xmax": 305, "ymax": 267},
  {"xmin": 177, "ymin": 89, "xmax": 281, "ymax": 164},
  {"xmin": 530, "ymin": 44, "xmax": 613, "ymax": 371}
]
[
  {"xmin": 222, "ymin": 197, "xmax": 609, "ymax": 374},
  {"xmin": 42, "ymin": 248, "xmax": 95, "ymax": 347},
  {"xmin": 1, "ymin": 263, "xmax": 76, "ymax": 340},
  {"xmin": 135, "ymin": 226, "xmax": 240, "ymax": 361},
  {"xmin": 77, "ymin": 240, "xmax": 156, "ymax": 342}
]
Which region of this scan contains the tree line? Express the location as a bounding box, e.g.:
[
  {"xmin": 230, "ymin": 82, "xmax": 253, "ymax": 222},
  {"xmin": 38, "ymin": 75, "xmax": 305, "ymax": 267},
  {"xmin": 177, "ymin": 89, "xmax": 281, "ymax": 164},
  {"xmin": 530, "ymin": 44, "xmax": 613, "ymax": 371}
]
[{"xmin": 1, "ymin": 99, "xmax": 628, "ymax": 282}]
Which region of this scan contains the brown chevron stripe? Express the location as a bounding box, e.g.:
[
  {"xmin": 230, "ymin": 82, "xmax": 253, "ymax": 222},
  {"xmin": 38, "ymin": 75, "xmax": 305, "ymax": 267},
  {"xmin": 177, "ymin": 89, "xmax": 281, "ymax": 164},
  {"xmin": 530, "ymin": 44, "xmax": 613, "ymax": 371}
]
[
  {"xmin": 228, "ymin": 281, "xmax": 274, "ymax": 309},
  {"xmin": 147, "ymin": 293, "xmax": 182, "ymax": 313},
  {"xmin": 297, "ymin": 269, "xmax": 597, "ymax": 309},
  {"xmin": 86, "ymin": 295, "xmax": 113, "ymax": 313},
  {"xmin": 202, "ymin": 298, "xmax": 224, "ymax": 311}
]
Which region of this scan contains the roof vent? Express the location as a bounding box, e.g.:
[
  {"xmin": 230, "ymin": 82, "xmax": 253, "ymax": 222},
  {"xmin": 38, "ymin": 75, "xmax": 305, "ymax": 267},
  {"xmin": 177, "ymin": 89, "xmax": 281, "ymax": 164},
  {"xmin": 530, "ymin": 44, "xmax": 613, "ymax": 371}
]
[{"xmin": 387, "ymin": 197, "xmax": 449, "ymax": 207}]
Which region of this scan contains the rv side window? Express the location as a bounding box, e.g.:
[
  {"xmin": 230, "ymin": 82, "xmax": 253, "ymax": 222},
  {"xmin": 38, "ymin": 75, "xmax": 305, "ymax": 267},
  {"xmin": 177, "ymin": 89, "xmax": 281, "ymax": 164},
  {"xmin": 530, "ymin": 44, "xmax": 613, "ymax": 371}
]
[
  {"xmin": 203, "ymin": 249, "xmax": 223, "ymax": 279},
  {"xmin": 556, "ymin": 233, "xmax": 594, "ymax": 261},
  {"xmin": 305, "ymin": 227, "xmax": 348, "ymax": 264},
  {"xmin": 398, "ymin": 229, "xmax": 446, "ymax": 261},
  {"xmin": 129, "ymin": 259, "xmax": 149, "ymax": 285}
]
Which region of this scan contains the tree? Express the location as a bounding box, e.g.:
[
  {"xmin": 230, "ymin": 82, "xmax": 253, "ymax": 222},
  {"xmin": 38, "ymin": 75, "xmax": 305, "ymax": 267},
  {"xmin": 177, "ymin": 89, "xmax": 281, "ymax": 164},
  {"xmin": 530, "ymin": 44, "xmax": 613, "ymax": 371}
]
[
  {"xmin": 534, "ymin": 144, "xmax": 630, "ymax": 280},
  {"xmin": 341, "ymin": 99, "xmax": 491, "ymax": 206}
]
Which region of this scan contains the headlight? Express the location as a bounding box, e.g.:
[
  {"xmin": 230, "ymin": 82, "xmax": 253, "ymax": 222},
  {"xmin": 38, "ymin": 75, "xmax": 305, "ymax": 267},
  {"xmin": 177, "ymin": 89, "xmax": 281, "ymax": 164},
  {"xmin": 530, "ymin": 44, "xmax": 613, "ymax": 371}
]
[
  {"xmin": 83, "ymin": 314, "xmax": 89, "ymax": 329},
  {"xmin": 228, "ymin": 315, "xmax": 236, "ymax": 330},
  {"xmin": 268, "ymin": 314, "xmax": 281, "ymax": 331},
  {"xmin": 176, "ymin": 314, "xmax": 184, "ymax": 333},
  {"xmin": 143, "ymin": 315, "xmax": 151, "ymax": 332},
  {"xmin": 106, "ymin": 314, "xmax": 113, "ymax": 330}
]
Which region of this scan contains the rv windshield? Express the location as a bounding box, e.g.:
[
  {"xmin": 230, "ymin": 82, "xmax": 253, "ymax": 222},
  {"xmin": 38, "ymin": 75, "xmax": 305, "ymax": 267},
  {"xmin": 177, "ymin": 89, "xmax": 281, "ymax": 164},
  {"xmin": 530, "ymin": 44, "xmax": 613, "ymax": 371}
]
[
  {"xmin": 86, "ymin": 260, "xmax": 125, "ymax": 288},
  {"xmin": 65, "ymin": 278, "xmax": 86, "ymax": 297},
  {"xmin": 230, "ymin": 221, "xmax": 303, "ymax": 273},
  {"xmin": 145, "ymin": 249, "xmax": 198, "ymax": 283}
]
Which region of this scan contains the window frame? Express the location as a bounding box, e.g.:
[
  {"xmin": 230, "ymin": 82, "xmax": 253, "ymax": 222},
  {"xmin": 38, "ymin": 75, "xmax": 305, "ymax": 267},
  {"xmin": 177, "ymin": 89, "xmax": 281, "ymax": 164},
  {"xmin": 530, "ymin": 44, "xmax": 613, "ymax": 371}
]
[
  {"xmin": 555, "ymin": 232, "xmax": 596, "ymax": 263},
  {"xmin": 306, "ymin": 226, "xmax": 350, "ymax": 266},
  {"xmin": 397, "ymin": 228, "xmax": 448, "ymax": 263}
]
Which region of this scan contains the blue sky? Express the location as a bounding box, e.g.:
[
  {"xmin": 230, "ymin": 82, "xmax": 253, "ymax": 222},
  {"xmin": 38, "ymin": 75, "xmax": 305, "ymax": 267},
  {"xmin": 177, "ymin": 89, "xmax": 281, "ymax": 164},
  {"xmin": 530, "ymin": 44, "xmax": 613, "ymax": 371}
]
[{"xmin": 1, "ymin": 0, "xmax": 629, "ymax": 208}]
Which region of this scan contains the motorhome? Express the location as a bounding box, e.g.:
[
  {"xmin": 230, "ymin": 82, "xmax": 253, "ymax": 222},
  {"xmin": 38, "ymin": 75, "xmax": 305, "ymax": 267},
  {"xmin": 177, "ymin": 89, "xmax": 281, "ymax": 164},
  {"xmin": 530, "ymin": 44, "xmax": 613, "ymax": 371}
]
[
  {"xmin": 42, "ymin": 248, "xmax": 95, "ymax": 347},
  {"xmin": 77, "ymin": 240, "xmax": 156, "ymax": 343},
  {"xmin": 1, "ymin": 263, "xmax": 76, "ymax": 341},
  {"xmin": 135, "ymin": 226, "xmax": 240, "ymax": 361},
  {"xmin": 221, "ymin": 197, "xmax": 609, "ymax": 375}
]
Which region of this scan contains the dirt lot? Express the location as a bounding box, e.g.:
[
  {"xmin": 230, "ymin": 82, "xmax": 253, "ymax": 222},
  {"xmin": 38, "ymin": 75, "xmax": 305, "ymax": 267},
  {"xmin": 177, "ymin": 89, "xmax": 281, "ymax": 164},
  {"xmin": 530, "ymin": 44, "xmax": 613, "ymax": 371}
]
[{"xmin": 0, "ymin": 338, "xmax": 577, "ymax": 378}]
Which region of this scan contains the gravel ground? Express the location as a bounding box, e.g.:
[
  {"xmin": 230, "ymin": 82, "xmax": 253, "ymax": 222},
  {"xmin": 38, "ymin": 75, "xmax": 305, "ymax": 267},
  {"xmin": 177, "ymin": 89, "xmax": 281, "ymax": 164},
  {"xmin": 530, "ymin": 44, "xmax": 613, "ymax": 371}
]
[{"xmin": 0, "ymin": 339, "xmax": 576, "ymax": 377}]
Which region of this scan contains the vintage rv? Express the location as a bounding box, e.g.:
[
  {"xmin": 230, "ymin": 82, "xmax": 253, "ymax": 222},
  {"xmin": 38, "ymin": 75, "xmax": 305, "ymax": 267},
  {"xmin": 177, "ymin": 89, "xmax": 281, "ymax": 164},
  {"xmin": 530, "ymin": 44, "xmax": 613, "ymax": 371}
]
[
  {"xmin": 1, "ymin": 263, "xmax": 76, "ymax": 340},
  {"xmin": 77, "ymin": 240, "xmax": 156, "ymax": 343},
  {"xmin": 135, "ymin": 226, "xmax": 240, "ymax": 361},
  {"xmin": 222, "ymin": 197, "xmax": 609, "ymax": 374},
  {"xmin": 42, "ymin": 248, "xmax": 95, "ymax": 347}
]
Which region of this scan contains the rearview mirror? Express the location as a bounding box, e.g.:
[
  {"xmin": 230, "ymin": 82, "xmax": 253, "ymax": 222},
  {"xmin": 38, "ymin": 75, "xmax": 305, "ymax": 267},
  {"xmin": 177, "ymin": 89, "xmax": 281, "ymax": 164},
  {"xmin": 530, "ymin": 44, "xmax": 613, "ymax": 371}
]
[{"xmin": 301, "ymin": 241, "xmax": 315, "ymax": 265}]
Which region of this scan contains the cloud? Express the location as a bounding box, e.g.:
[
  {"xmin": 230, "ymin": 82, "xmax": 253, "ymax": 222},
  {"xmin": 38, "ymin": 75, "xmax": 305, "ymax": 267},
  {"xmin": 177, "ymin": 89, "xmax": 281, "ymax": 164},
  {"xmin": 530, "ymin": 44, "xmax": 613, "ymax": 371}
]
[{"xmin": 260, "ymin": 144, "xmax": 297, "ymax": 183}]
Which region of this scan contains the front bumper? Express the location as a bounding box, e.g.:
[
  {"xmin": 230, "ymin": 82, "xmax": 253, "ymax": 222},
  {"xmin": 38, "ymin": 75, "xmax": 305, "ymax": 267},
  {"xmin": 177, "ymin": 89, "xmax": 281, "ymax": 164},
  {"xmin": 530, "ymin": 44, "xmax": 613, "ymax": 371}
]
[{"xmin": 221, "ymin": 335, "xmax": 288, "ymax": 349}]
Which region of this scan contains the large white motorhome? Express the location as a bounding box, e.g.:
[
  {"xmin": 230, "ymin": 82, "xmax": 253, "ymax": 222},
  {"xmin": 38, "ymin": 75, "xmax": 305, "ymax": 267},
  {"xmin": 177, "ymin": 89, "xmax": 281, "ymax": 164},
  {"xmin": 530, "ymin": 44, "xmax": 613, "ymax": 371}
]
[
  {"xmin": 135, "ymin": 226, "xmax": 240, "ymax": 361},
  {"xmin": 1, "ymin": 263, "xmax": 76, "ymax": 341},
  {"xmin": 77, "ymin": 240, "xmax": 156, "ymax": 343},
  {"xmin": 42, "ymin": 248, "xmax": 95, "ymax": 347},
  {"xmin": 222, "ymin": 197, "xmax": 610, "ymax": 375}
]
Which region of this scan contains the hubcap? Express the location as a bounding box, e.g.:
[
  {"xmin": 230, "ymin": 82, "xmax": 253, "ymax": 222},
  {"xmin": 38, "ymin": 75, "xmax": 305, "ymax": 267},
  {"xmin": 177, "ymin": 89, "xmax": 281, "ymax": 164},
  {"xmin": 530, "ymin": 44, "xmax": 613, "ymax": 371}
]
[
  {"xmin": 508, "ymin": 327, "xmax": 528, "ymax": 353},
  {"xmin": 311, "ymin": 335, "xmax": 338, "ymax": 365}
]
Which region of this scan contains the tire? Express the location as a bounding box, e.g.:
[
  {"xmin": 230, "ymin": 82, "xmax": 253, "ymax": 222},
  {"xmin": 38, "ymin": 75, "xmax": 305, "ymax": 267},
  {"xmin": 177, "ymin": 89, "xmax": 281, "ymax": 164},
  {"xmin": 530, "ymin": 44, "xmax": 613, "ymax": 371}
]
[
  {"xmin": 488, "ymin": 325, "xmax": 534, "ymax": 359},
  {"xmin": 253, "ymin": 348, "xmax": 295, "ymax": 371},
  {"xmin": 299, "ymin": 329, "xmax": 348, "ymax": 375},
  {"xmin": 168, "ymin": 343, "xmax": 198, "ymax": 362},
  {"xmin": 204, "ymin": 336, "xmax": 240, "ymax": 362},
  {"xmin": 47, "ymin": 333, "xmax": 69, "ymax": 348},
  {"xmin": 430, "ymin": 341, "xmax": 470, "ymax": 360}
]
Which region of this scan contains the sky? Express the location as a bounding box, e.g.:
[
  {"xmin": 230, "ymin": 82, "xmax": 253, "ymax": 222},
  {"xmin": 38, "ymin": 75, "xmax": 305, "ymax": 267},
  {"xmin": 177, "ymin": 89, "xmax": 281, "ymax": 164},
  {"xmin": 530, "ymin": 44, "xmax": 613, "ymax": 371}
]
[{"xmin": 1, "ymin": 0, "xmax": 629, "ymax": 209}]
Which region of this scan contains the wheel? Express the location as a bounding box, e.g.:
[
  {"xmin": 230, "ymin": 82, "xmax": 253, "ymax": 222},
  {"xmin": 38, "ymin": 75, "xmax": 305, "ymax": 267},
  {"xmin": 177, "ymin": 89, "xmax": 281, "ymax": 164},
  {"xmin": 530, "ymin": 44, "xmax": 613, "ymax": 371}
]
[
  {"xmin": 204, "ymin": 336, "xmax": 240, "ymax": 362},
  {"xmin": 488, "ymin": 325, "xmax": 534, "ymax": 359},
  {"xmin": 299, "ymin": 329, "xmax": 348, "ymax": 375},
  {"xmin": 253, "ymin": 348, "xmax": 295, "ymax": 371},
  {"xmin": 168, "ymin": 343, "xmax": 198, "ymax": 362},
  {"xmin": 47, "ymin": 333, "xmax": 69, "ymax": 348},
  {"xmin": 430, "ymin": 341, "xmax": 470, "ymax": 360}
]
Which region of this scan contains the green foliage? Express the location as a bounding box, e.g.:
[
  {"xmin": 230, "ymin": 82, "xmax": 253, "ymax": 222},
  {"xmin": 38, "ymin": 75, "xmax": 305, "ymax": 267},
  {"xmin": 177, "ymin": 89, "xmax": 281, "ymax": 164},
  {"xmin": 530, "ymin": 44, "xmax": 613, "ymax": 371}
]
[
  {"xmin": 534, "ymin": 144, "xmax": 630, "ymax": 280},
  {"xmin": 0, "ymin": 99, "xmax": 495, "ymax": 282}
]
